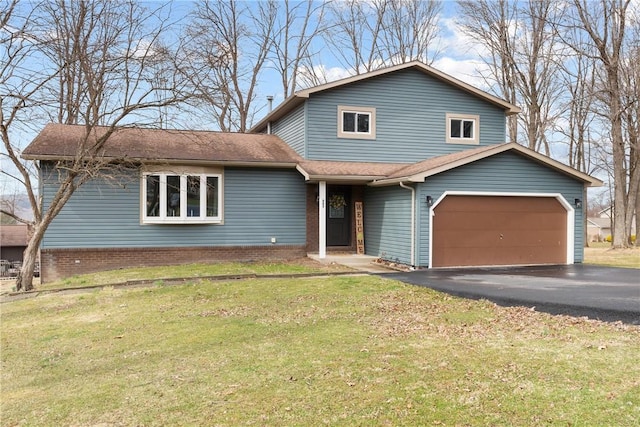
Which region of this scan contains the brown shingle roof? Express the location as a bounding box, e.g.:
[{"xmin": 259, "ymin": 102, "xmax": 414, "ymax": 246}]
[
  {"xmin": 1, "ymin": 225, "xmax": 28, "ymax": 247},
  {"xmin": 22, "ymin": 123, "xmax": 302, "ymax": 165},
  {"xmin": 386, "ymin": 145, "xmax": 500, "ymax": 179},
  {"xmin": 297, "ymin": 160, "xmax": 407, "ymax": 181},
  {"xmin": 22, "ymin": 125, "xmax": 602, "ymax": 187}
]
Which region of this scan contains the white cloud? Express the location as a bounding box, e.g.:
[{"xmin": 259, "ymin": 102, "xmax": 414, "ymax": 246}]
[
  {"xmin": 296, "ymin": 64, "xmax": 354, "ymax": 88},
  {"xmin": 432, "ymin": 57, "xmax": 492, "ymax": 90},
  {"xmin": 436, "ymin": 16, "xmax": 490, "ymax": 59}
]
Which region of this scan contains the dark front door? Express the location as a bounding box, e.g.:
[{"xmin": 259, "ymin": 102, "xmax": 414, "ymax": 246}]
[{"xmin": 327, "ymin": 187, "xmax": 351, "ymax": 246}]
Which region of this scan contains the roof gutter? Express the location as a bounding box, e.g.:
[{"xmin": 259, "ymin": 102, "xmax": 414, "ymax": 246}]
[
  {"xmin": 399, "ymin": 182, "xmax": 416, "ymax": 268},
  {"xmin": 21, "ymin": 155, "xmax": 300, "ymax": 169}
]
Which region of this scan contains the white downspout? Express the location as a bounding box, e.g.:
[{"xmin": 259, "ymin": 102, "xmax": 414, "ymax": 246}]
[{"xmin": 399, "ymin": 182, "xmax": 415, "ymax": 267}]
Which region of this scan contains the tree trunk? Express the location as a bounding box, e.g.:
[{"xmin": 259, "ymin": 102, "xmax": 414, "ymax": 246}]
[
  {"xmin": 15, "ymin": 226, "xmax": 45, "ymax": 291},
  {"xmin": 634, "ymin": 186, "xmax": 640, "ymax": 246}
]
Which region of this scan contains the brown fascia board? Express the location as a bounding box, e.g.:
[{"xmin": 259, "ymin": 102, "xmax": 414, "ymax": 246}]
[{"xmin": 370, "ymin": 143, "xmax": 603, "ymax": 187}]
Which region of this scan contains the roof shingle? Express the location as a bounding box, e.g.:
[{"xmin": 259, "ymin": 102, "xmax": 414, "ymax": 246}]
[
  {"xmin": 0, "ymin": 225, "xmax": 28, "ymax": 247},
  {"xmin": 22, "ymin": 123, "xmax": 302, "ymax": 165}
]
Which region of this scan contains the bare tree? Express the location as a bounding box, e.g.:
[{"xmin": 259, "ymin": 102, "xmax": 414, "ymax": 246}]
[
  {"xmin": 269, "ymin": 0, "xmax": 327, "ymax": 98},
  {"xmin": 563, "ymin": 0, "xmax": 635, "ymax": 248},
  {"xmin": 323, "ymin": 0, "xmax": 441, "ymax": 76},
  {"xmin": 457, "ymin": 0, "xmax": 519, "ymax": 143},
  {"xmin": 379, "ymin": 0, "xmax": 442, "ymax": 65},
  {"xmin": 324, "ymin": 0, "xmax": 386, "ymax": 75},
  {"xmin": 620, "ymin": 37, "xmax": 640, "ymax": 245},
  {"xmin": 181, "ymin": 0, "xmax": 276, "ymax": 132},
  {"xmin": 1, "ymin": 0, "xmax": 189, "ymax": 291},
  {"xmin": 457, "ymin": 0, "xmax": 564, "ymax": 150},
  {"xmin": 557, "ymin": 44, "xmax": 598, "ymax": 174}
]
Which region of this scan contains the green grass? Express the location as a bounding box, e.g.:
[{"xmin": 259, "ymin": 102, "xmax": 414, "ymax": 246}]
[
  {"xmin": 29, "ymin": 243, "xmax": 637, "ymax": 294},
  {"xmin": 2, "ymin": 275, "xmax": 639, "ymax": 426},
  {"xmin": 40, "ymin": 259, "xmax": 352, "ymax": 290}
]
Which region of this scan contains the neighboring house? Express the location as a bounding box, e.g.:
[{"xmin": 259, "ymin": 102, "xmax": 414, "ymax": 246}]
[
  {"xmin": 587, "ymin": 218, "xmax": 611, "ymax": 242},
  {"xmin": 0, "ymin": 224, "xmax": 28, "ymax": 262},
  {"xmin": 22, "ymin": 61, "xmax": 602, "ymax": 283},
  {"xmin": 597, "ymin": 207, "xmax": 636, "ymax": 238}
]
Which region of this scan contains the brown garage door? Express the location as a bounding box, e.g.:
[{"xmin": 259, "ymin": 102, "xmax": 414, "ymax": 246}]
[{"xmin": 432, "ymin": 195, "xmax": 567, "ymax": 267}]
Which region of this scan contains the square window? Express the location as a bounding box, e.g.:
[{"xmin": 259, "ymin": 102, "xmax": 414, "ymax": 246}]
[
  {"xmin": 338, "ymin": 106, "xmax": 376, "ymax": 140},
  {"xmin": 446, "ymin": 113, "xmax": 479, "ymax": 145}
]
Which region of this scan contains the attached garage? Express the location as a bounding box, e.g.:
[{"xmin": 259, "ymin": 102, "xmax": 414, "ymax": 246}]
[{"xmin": 431, "ymin": 194, "xmax": 570, "ymax": 268}]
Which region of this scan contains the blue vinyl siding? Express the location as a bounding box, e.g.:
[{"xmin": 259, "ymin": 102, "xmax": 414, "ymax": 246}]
[
  {"xmin": 363, "ymin": 185, "xmax": 412, "ymax": 264},
  {"xmin": 272, "ymin": 103, "xmax": 306, "ymax": 156},
  {"xmin": 41, "ymin": 165, "xmax": 306, "ymax": 249},
  {"xmin": 306, "ymin": 68, "xmax": 506, "ymax": 162},
  {"xmin": 415, "ymin": 152, "xmax": 585, "ymax": 267}
]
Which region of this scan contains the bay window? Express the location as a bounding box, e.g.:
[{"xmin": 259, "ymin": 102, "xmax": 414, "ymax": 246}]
[{"xmin": 143, "ymin": 170, "xmax": 222, "ymax": 224}]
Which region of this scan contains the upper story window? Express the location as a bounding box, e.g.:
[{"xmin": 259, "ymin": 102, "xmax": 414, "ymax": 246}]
[
  {"xmin": 142, "ymin": 166, "xmax": 223, "ymax": 224},
  {"xmin": 446, "ymin": 113, "xmax": 479, "ymax": 145},
  {"xmin": 337, "ymin": 105, "xmax": 376, "ymax": 140}
]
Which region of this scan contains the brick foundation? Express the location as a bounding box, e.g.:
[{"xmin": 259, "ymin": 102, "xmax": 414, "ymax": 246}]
[{"xmin": 41, "ymin": 245, "xmax": 306, "ymax": 283}]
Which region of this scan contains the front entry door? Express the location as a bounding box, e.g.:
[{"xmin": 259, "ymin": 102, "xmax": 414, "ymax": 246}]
[{"xmin": 327, "ymin": 187, "xmax": 351, "ymax": 246}]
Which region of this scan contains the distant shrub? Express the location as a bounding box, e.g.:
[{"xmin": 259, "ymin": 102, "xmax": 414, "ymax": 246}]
[{"xmin": 605, "ymin": 235, "xmax": 636, "ymax": 243}]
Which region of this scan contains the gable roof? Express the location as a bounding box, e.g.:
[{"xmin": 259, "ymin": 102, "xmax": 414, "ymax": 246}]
[
  {"xmin": 250, "ymin": 61, "xmax": 521, "ymax": 133},
  {"xmin": 369, "ymin": 143, "xmax": 602, "ymax": 187},
  {"xmin": 22, "ymin": 123, "xmax": 302, "ymax": 167},
  {"xmin": 292, "ymin": 143, "xmax": 601, "ymax": 187},
  {"xmin": 587, "ymin": 217, "xmax": 611, "ymax": 229}
]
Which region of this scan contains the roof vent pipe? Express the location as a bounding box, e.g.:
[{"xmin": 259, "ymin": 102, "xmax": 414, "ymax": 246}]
[{"xmin": 266, "ymin": 96, "xmax": 274, "ymax": 134}]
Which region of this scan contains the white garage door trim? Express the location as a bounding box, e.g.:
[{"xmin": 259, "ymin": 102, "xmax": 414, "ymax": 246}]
[{"xmin": 428, "ymin": 191, "xmax": 575, "ymax": 268}]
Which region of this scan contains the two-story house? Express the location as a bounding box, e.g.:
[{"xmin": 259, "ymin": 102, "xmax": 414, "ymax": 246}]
[{"xmin": 23, "ymin": 61, "xmax": 601, "ymax": 282}]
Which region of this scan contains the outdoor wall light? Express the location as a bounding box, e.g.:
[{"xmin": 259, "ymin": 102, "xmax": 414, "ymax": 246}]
[
  {"xmin": 426, "ymin": 195, "xmax": 433, "ymax": 206},
  {"xmin": 574, "ymin": 198, "xmax": 582, "ymax": 208}
]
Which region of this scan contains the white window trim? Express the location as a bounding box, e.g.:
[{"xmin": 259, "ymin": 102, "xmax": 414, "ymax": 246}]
[
  {"xmin": 337, "ymin": 105, "xmax": 376, "ymax": 140},
  {"xmin": 141, "ymin": 167, "xmax": 223, "ymax": 225},
  {"xmin": 446, "ymin": 113, "xmax": 479, "ymax": 145}
]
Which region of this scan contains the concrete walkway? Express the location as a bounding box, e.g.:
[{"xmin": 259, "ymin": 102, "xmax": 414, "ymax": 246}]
[{"xmin": 307, "ymin": 253, "xmax": 395, "ymax": 273}]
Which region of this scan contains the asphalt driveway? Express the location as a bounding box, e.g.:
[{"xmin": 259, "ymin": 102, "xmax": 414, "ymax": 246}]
[{"xmin": 382, "ymin": 265, "xmax": 640, "ymax": 324}]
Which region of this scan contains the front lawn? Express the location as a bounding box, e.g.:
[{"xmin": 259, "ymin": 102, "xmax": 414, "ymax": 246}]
[
  {"xmin": 38, "ymin": 258, "xmax": 353, "ymax": 290},
  {"xmin": 2, "ymin": 275, "xmax": 638, "ymax": 426},
  {"xmin": 584, "ymin": 243, "xmax": 640, "ymax": 268}
]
